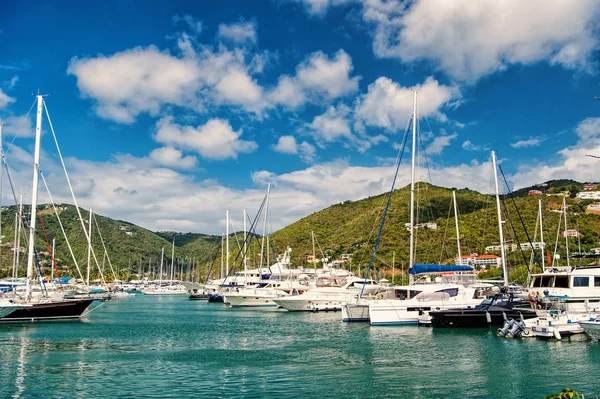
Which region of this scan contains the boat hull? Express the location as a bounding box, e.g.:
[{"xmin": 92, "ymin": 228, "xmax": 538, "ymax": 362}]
[
  {"xmin": 0, "ymin": 299, "xmax": 95, "ymax": 322},
  {"xmin": 579, "ymin": 321, "xmax": 600, "ymax": 340},
  {"xmin": 430, "ymin": 308, "xmax": 538, "ymax": 328},
  {"xmin": 342, "ymin": 303, "xmax": 370, "ymax": 322},
  {"xmin": 225, "ymin": 294, "xmax": 279, "ymax": 307}
]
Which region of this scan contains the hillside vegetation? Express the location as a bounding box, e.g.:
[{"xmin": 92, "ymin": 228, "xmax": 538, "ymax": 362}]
[{"xmin": 0, "ymin": 179, "xmax": 598, "ymax": 284}]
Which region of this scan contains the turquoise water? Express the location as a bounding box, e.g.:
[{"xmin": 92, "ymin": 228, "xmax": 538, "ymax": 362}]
[{"xmin": 1, "ymin": 295, "xmax": 599, "ymax": 398}]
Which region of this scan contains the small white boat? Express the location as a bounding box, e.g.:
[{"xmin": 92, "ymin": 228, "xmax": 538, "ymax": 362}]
[{"xmin": 579, "ymin": 317, "xmax": 600, "ymax": 340}]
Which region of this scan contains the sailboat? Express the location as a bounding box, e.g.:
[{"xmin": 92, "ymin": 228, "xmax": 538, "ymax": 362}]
[
  {"xmin": 1, "ymin": 94, "xmax": 95, "ymax": 322},
  {"xmin": 344, "ymin": 91, "xmax": 482, "ymax": 324},
  {"xmin": 429, "ymin": 151, "xmax": 538, "ymax": 328}
]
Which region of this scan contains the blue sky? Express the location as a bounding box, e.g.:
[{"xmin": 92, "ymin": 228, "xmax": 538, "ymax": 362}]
[{"xmin": 1, "ymin": 0, "xmax": 599, "ymax": 234}]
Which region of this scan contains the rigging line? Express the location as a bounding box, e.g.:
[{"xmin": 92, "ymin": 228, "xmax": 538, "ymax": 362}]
[
  {"xmin": 39, "ymin": 171, "xmax": 86, "ymax": 283},
  {"xmin": 204, "ymin": 238, "xmax": 225, "ymax": 284},
  {"xmin": 43, "ymin": 100, "xmax": 101, "ymax": 289},
  {"xmin": 223, "ymin": 194, "xmax": 267, "ymax": 283},
  {"xmin": 37, "ymin": 211, "xmax": 64, "ymax": 291},
  {"xmin": 439, "ymin": 197, "xmax": 453, "ymax": 264},
  {"xmin": 5, "ymin": 98, "xmax": 37, "ymax": 153},
  {"xmin": 359, "ymin": 116, "xmax": 411, "ymax": 299},
  {"xmin": 498, "ymin": 164, "xmax": 541, "ymax": 269},
  {"xmin": 92, "ymin": 212, "xmax": 118, "ymax": 280}
]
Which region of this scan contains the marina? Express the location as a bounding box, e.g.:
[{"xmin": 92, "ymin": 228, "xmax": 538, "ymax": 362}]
[{"xmin": 1, "ymin": 294, "xmax": 600, "ymax": 398}]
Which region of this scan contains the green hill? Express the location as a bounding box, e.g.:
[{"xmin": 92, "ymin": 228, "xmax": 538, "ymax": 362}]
[{"xmin": 1, "ymin": 182, "xmax": 599, "ymax": 285}]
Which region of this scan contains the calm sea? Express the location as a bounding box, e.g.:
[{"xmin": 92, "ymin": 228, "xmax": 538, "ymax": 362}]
[{"xmin": 1, "ymin": 295, "xmax": 598, "ymax": 398}]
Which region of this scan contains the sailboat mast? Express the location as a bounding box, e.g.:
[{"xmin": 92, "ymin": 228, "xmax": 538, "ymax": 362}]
[
  {"xmin": 159, "ymin": 247, "xmax": 164, "ymax": 284},
  {"xmin": 539, "ymin": 199, "xmax": 545, "ymax": 272},
  {"xmin": 243, "ymin": 208, "xmax": 247, "ymax": 285},
  {"xmin": 226, "ymin": 210, "xmax": 229, "ymax": 276},
  {"xmin": 311, "ymin": 231, "xmax": 316, "ymax": 274},
  {"xmin": 259, "ymin": 183, "xmax": 271, "ymax": 269},
  {"xmin": 563, "ymin": 195, "xmax": 570, "ymax": 268},
  {"xmin": 170, "ymin": 239, "xmax": 175, "ymax": 284},
  {"xmin": 409, "ymin": 91, "xmax": 417, "ymax": 278},
  {"xmin": 0, "ymin": 122, "xmax": 3, "ymax": 257},
  {"xmin": 453, "ymin": 190, "xmax": 462, "ymax": 265},
  {"xmin": 492, "ymin": 151, "xmax": 509, "ymax": 287},
  {"xmin": 86, "ymin": 209, "xmax": 93, "ymax": 287},
  {"xmin": 220, "ymin": 234, "xmax": 224, "ymax": 279},
  {"xmin": 25, "ymin": 95, "xmax": 45, "ymax": 300},
  {"xmin": 51, "ymin": 238, "xmax": 55, "ymax": 281}
]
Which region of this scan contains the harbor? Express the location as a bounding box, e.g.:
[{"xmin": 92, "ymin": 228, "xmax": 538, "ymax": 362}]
[{"xmin": 1, "ymin": 294, "xmax": 599, "ymax": 398}]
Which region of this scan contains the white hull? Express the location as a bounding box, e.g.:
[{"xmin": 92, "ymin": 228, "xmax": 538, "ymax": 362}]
[
  {"xmin": 342, "ymin": 303, "xmax": 369, "ymax": 322},
  {"xmin": 142, "ymin": 288, "xmax": 188, "ymax": 295},
  {"xmin": 369, "ymin": 297, "xmax": 481, "ymax": 326},
  {"xmin": 579, "ymin": 320, "xmax": 600, "ymax": 340},
  {"xmin": 225, "ymin": 293, "xmax": 280, "ymax": 307},
  {"xmin": 274, "ymin": 295, "xmax": 354, "ymax": 311}
]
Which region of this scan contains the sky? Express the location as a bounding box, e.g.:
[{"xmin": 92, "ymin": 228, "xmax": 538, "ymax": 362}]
[{"xmin": 0, "ymin": 0, "xmax": 599, "ymax": 235}]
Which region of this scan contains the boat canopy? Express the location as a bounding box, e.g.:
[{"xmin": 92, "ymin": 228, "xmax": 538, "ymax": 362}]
[{"xmin": 409, "ymin": 264, "xmax": 474, "ymax": 275}]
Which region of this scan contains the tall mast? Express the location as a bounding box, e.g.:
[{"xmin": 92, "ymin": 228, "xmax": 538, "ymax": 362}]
[
  {"xmin": 492, "ymin": 151, "xmax": 509, "ymax": 287},
  {"xmin": 12, "ymin": 211, "xmax": 18, "ymax": 278},
  {"xmin": 159, "ymin": 247, "xmax": 164, "ymax": 284},
  {"xmin": 86, "ymin": 209, "xmax": 93, "ymax": 287},
  {"xmin": 51, "ymin": 238, "xmax": 55, "ymax": 281},
  {"xmin": 312, "ymin": 230, "xmax": 316, "ymax": 274},
  {"xmin": 563, "ymin": 195, "xmax": 570, "ymax": 267},
  {"xmin": 452, "ymin": 190, "xmax": 462, "ymax": 265},
  {"xmin": 170, "ymin": 239, "xmax": 175, "ymax": 284},
  {"xmin": 25, "ymin": 95, "xmax": 45, "ymax": 300},
  {"xmin": 243, "ymin": 208, "xmax": 247, "ymax": 285},
  {"xmin": 220, "ymin": 234, "xmax": 224, "ymax": 279},
  {"xmin": 226, "ymin": 210, "xmax": 229, "ymax": 276},
  {"xmin": 0, "ymin": 122, "xmax": 3, "ymax": 260},
  {"xmin": 14, "ymin": 194, "xmax": 23, "ymax": 279},
  {"xmin": 259, "ymin": 183, "xmax": 271, "ymax": 269},
  {"xmin": 408, "ymin": 91, "xmax": 417, "ymax": 282},
  {"xmin": 539, "ymin": 199, "xmax": 545, "ymax": 272}
]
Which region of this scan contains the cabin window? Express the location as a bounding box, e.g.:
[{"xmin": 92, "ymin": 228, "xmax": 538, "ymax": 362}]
[
  {"xmin": 541, "ymin": 276, "xmax": 554, "ymax": 287},
  {"xmin": 394, "ymin": 289, "xmax": 422, "ymax": 300},
  {"xmin": 573, "ymin": 277, "xmax": 590, "ymax": 287},
  {"xmin": 531, "ymin": 277, "xmax": 541, "ymax": 287},
  {"xmin": 595, "ymin": 277, "xmax": 600, "ymax": 287},
  {"xmin": 554, "ymin": 276, "xmax": 569, "ymax": 288},
  {"xmin": 437, "ymin": 288, "xmax": 459, "ymax": 297}
]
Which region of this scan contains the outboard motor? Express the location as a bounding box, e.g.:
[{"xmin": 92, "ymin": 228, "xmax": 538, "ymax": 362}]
[
  {"xmin": 506, "ymin": 319, "xmax": 524, "ymax": 338},
  {"xmin": 497, "ymin": 319, "xmax": 512, "ymax": 337}
]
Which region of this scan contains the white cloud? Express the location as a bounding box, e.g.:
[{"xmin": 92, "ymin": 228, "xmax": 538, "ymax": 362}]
[
  {"xmin": 273, "ymin": 135, "xmax": 317, "ymax": 163},
  {"xmin": 354, "ymin": 76, "xmax": 460, "ymax": 132},
  {"xmin": 294, "ymin": 0, "xmax": 355, "ymax": 16},
  {"xmin": 68, "ymin": 46, "xmax": 201, "ymax": 124},
  {"xmin": 307, "ymin": 104, "xmax": 353, "ymax": 144},
  {"xmin": 462, "ymin": 140, "xmax": 488, "ymax": 152},
  {"xmin": 6, "ymin": 76, "xmax": 18, "ymax": 90},
  {"xmin": 510, "ymin": 137, "xmax": 543, "ymax": 149},
  {"xmin": 360, "ymin": 0, "xmax": 600, "ymax": 82},
  {"xmin": 273, "ymin": 135, "xmax": 298, "ymax": 154},
  {"xmin": 268, "ymin": 49, "xmax": 359, "ymax": 109},
  {"xmin": 68, "ymin": 43, "xmax": 268, "ymax": 123},
  {"xmin": 0, "ymin": 88, "xmax": 15, "ymax": 109},
  {"xmin": 155, "ymin": 117, "xmax": 257, "ymax": 160},
  {"xmin": 511, "ymin": 117, "xmax": 600, "ymax": 188},
  {"xmin": 149, "ymin": 146, "xmax": 198, "ymax": 169},
  {"xmin": 172, "ymin": 14, "xmax": 203, "ymax": 34},
  {"xmin": 2, "ymin": 113, "xmax": 34, "ymax": 138},
  {"xmin": 218, "ymin": 21, "xmax": 257, "ymax": 44},
  {"xmin": 425, "ymin": 132, "xmax": 457, "ymax": 155}
]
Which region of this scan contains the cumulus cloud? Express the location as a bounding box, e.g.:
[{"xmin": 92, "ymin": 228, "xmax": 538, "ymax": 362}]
[
  {"xmin": 218, "ymin": 21, "xmax": 257, "ymax": 44},
  {"xmin": 294, "ymin": 0, "xmax": 355, "ymax": 16},
  {"xmin": 425, "ymin": 132, "xmax": 457, "ymax": 155},
  {"xmin": 363, "ymin": 0, "xmax": 600, "ymax": 82},
  {"xmin": 0, "ymin": 88, "xmax": 15, "ymax": 109},
  {"xmin": 307, "ymin": 105, "xmax": 353, "ymax": 144},
  {"xmin": 462, "ymin": 140, "xmax": 488, "ymax": 152},
  {"xmin": 154, "ymin": 117, "xmax": 258, "ymax": 160},
  {"xmin": 511, "ymin": 117, "xmax": 600, "ymax": 188},
  {"xmin": 273, "ymin": 135, "xmax": 317, "ymax": 163},
  {"xmin": 268, "ymin": 49, "xmax": 359, "ymax": 109},
  {"xmin": 172, "ymin": 14, "xmax": 203, "ymax": 34},
  {"xmin": 354, "ymin": 76, "xmax": 460, "ymax": 132},
  {"xmin": 68, "ymin": 42, "xmax": 268, "ymax": 123},
  {"xmin": 149, "ymin": 146, "xmax": 198, "ymax": 169},
  {"xmin": 510, "ymin": 137, "xmax": 543, "ymax": 149}
]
